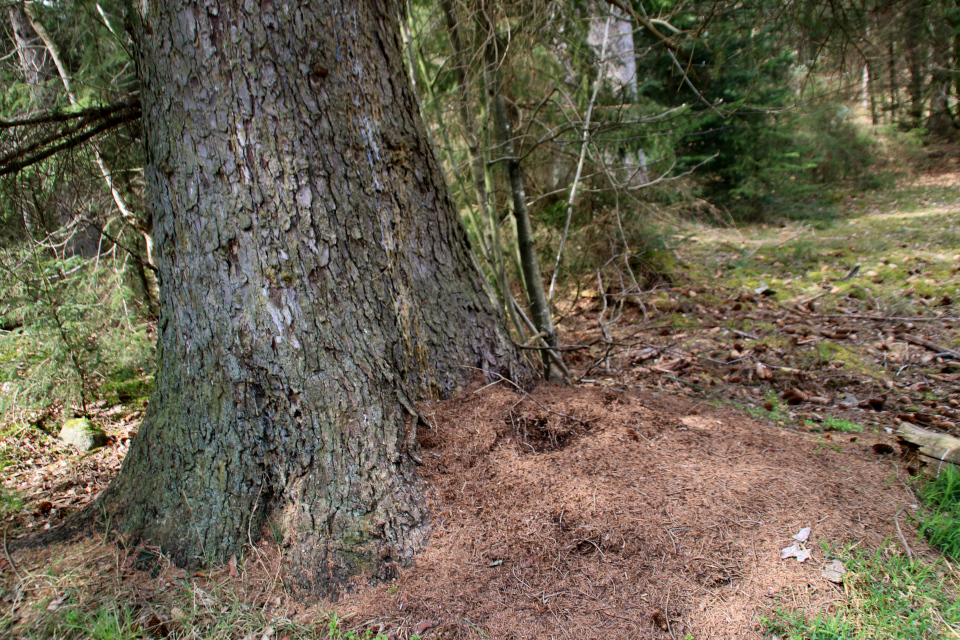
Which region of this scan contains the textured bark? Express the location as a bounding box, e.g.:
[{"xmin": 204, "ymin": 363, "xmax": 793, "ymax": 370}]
[{"xmin": 100, "ymin": 0, "xmax": 527, "ymax": 595}]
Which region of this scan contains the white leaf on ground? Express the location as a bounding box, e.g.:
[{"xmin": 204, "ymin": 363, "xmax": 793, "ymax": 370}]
[
  {"xmin": 794, "ymin": 527, "xmax": 811, "ymax": 542},
  {"xmin": 822, "ymin": 559, "xmax": 846, "ymax": 583},
  {"xmin": 781, "ymin": 542, "xmax": 811, "ymax": 563},
  {"xmin": 838, "ymin": 394, "xmax": 859, "ymax": 408}
]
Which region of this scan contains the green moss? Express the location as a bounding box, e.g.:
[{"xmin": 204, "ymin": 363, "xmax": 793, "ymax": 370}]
[
  {"xmin": 822, "ymin": 417, "xmax": 863, "ymax": 433},
  {"xmin": 808, "ymin": 342, "xmax": 886, "ymax": 380},
  {"xmin": 99, "ymin": 367, "xmax": 153, "ymax": 408}
]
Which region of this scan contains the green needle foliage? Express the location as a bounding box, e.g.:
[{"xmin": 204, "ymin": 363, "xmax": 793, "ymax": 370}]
[{"xmin": 0, "ymin": 246, "xmax": 155, "ymax": 425}]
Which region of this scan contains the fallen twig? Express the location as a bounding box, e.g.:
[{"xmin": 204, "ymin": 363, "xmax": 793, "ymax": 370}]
[
  {"xmin": 3, "ymin": 528, "xmax": 24, "ymax": 581},
  {"xmin": 901, "ymin": 334, "xmax": 960, "ymax": 359},
  {"xmin": 894, "ymin": 504, "xmax": 916, "ymax": 561}
]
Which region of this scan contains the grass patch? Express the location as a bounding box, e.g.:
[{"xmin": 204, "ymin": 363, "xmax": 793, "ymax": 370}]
[
  {"xmin": 58, "ymin": 604, "xmax": 142, "ymax": 640},
  {"xmin": 5, "ymin": 555, "xmax": 400, "ymax": 640},
  {"xmin": 0, "ymin": 486, "xmax": 23, "ymax": 519},
  {"xmin": 747, "ymin": 389, "xmax": 790, "ymax": 423},
  {"xmin": 822, "ymin": 418, "xmax": 863, "ymax": 433},
  {"xmin": 915, "ymin": 465, "xmax": 960, "ymax": 560},
  {"xmin": 763, "ymin": 544, "xmax": 960, "ymax": 639}
]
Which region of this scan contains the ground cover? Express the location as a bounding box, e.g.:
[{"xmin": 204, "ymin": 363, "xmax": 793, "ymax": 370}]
[{"xmin": 1, "ymin": 159, "xmax": 959, "ymax": 639}]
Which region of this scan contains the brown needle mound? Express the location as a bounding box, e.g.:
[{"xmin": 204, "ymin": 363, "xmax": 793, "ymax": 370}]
[{"xmin": 335, "ymin": 382, "xmax": 915, "ymax": 639}]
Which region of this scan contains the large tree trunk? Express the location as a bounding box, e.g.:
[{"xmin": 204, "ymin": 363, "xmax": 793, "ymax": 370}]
[{"xmin": 100, "ymin": 0, "xmax": 528, "ymax": 595}]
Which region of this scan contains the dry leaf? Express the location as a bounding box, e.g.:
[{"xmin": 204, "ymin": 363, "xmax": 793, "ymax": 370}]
[
  {"xmin": 229, "ymin": 554, "xmax": 238, "ymax": 578},
  {"xmin": 822, "ymin": 559, "xmax": 846, "ymax": 584},
  {"xmin": 414, "ymin": 620, "xmax": 436, "ymax": 635},
  {"xmin": 46, "ymin": 594, "xmax": 67, "ymax": 611},
  {"xmin": 756, "ymin": 362, "xmax": 773, "ymax": 380},
  {"xmin": 780, "ymin": 543, "xmax": 811, "ymax": 562}
]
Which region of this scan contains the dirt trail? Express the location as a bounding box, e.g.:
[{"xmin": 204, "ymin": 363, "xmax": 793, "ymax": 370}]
[{"xmin": 330, "ymin": 382, "xmax": 915, "ymax": 639}]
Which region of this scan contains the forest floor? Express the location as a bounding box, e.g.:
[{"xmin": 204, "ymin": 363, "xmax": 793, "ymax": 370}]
[{"xmin": 1, "ymin": 158, "xmax": 960, "ymax": 638}]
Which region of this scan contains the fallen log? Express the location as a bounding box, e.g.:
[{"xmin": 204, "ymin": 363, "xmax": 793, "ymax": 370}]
[{"xmin": 896, "ymin": 422, "xmax": 960, "ymax": 475}]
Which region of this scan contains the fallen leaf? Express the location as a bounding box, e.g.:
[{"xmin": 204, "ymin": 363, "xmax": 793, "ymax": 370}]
[
  {"xmin": 782, "ymin": 389, "xmax": 807, "ymax": 405},
  {"xmin": 794, "ymin": 527, "xmax": 811, "ymax": 542},
  {"xmin": 838, "ymin": 394, "xmax": 859, "ymax": 409},
  {"xmin": 228, "ymin": 554, "xmax": 238, "ymax": 578},
  {"xmin": 780, "ymin": 542, "xmax": 811, "ymax": 562},
  {"xmin": 822, "ymin": 559, "xmax": 846, "ymax": 584},
  {"xmin": 46, "ymin": 594, "xmax": 67, "ymax": 611},
  {"xmin": 414, "ymin": 620, "xmax": 436, "ymax": 635},
  {"xmin": 756, "ymin": 362, "xmax": 773, "ymax": 380}
]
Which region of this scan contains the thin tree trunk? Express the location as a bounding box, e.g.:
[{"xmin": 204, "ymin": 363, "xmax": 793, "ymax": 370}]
[
  {"xmin": 953, "ymin": 3, "xmax": 960, "ymax": 121},
  {"xmin": 438, "ymin": 0, "xmax": 527, "ymax": 342},
  {"xmin": 868, "ymin": 62, "xmax": 879, "ymax": 125},
  {"xmin": 404, "ymin": 13, "xmax": 527, "ymax": 346},
  {"xmin": 98, "ymin": 0, "xmax": 528, "ymax": 595},
  {"xmin": 904, "ymin": 0, "xmax": 926, "ymax": 127},
  {"xmin": 7, "ymin": 3, "xmax": 51, "ymax": 106},
  {"xmin": 889, "ymin": 41, "xmax": 899, "ymax": 124},
  {"xmin": 24, "ymin": 0, "xmax": 158, "ymax": 310},
  {"xmin": 484, "ymin": 38, "xmax": 559, "ymax": 379},
  {"xmin": 549, "ymin": 15, "xmax": 610, "ymax": 304}
]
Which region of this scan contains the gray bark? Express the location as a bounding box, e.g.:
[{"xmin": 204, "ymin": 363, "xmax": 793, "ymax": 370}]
[{"xmin": 100, "ymin": 0, "xmax": 528, "ymax": 595}]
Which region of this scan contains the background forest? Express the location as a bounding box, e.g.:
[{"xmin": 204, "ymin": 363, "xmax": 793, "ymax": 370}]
[
  {"xmin": 2, "ymin": 0, "xmax": 957, "ymax": 412},
  {"xmin": 1, "ymin": 0, "xmax": 960, "ymax": 638}
]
